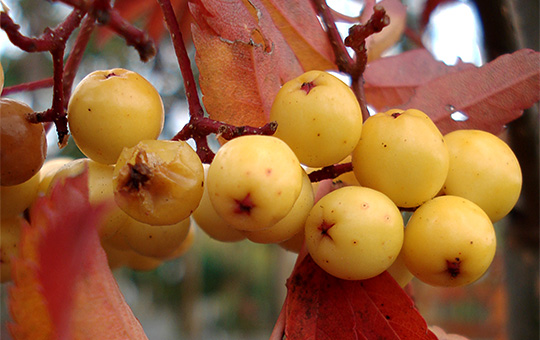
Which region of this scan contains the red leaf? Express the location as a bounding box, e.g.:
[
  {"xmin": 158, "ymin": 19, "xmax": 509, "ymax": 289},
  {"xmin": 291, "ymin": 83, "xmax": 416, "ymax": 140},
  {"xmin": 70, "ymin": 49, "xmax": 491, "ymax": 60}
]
[
  {"xmin": 284, "ymin": 255, "xmax": 437, "ymax": 340},
  {"xmin": 96, "ymin": 0, "xmax": 192, "ymax": 46},
  {"xmin": 401, "ymin": 49, "xmax": 540, "ymax": 134},
  {"xmin": 364, "ymin": 48, "xmax": 476, "ymax": 111},
  {"xmin": 9, "ymin": 169, "xmax": 147, "ymax": 340},
  {"xmin": 190, "ymin": 0, "xmax": 303, "ymax": 82},
  {"xmin": 191, "ymin": 23, "xmax": 280, "ymax": 128},
  {"xmin": 189, "ymin": 0, "xmax": 306, "ymax": 127},
  {"xmin": 257, "ymin": 0, "xmax": 336, "ymax": 71}
]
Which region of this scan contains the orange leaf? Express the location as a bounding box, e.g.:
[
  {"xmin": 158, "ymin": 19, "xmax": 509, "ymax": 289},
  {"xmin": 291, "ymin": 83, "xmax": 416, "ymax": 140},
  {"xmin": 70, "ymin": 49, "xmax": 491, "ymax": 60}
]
[
  {"xmin": 191, "ymin": 0, "xmax": 304, "ymax": 127},
  {"xmin": 8, "ymin": 170, "xmax": 147, "ymax": 340},
  {"xmin": 257, "ymin": 0, "xmax": 337, "ymax": 71},
  {"xmin": 192, "ymin": 24, "xmax": 278, "ymax": 127}
]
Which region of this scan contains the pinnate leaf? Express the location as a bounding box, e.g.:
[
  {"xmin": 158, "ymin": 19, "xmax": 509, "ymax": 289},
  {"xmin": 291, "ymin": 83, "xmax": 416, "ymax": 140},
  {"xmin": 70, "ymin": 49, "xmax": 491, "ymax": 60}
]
[
  {"xmin": 364, "ymin": 48, "xmax": 475, "ymax": 110},
  {"xmin": 191, "ymin": 23, "xmax": 281, "ymax": 128},
  {"xmin": 257, "ymin": 0, "xmax": 336, "ymax": 71},
  {"xmin": 190, "ymin": 0, "xmax": 306, "ymax": 127},
  {"xmin": 402, "ymin": 49, "xmax": 540, "ymax": 134},
  {"xmin": 9, "ymin": 170, "xmax": 147, "ymax": 340},
  {"xmin": 365, "ymin": 48, "xmax": 540, "ymax": 134},
  {"xmin": 284, "ymin": 255, "xmax": 437, "ymax": 340}
]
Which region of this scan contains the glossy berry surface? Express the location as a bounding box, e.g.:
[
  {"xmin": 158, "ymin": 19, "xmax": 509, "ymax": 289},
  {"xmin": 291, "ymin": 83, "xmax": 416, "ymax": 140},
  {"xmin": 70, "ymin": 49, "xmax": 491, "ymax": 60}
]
[
  {"xmin": 1, "ymin": 98, "xmax": 47, "ymax": 186},
  {"xmin": 270, "ymin": 70, "xmax": 363, "ymax": 168},
  {"xmin": 352, "ymin": 109, "xmax": 449, "ymax": 208},
  {"xmin": 305, "ymin": 186, "xmax": 404, "ymax": 280},
  {"xmin": 443, "ymin": 129, "xmax": 522, "ymax": 222},
  {"xmin": 68, "ymin": 68, "xmax": 164, "ymax": 165},
  {"xmin": 207, "ymin": 135, "xmax": 303, "ymax": 232},
  {"xmin": 402, "ymin": 195, "xmax": 496, "ymax": 287}
]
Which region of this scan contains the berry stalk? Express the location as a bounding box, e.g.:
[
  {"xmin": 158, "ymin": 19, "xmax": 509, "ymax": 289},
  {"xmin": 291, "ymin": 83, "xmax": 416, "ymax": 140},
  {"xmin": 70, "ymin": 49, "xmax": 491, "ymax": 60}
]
[
  {"xmin": 158, "ymin": 0, "xmax": 277, "ymax": 163},
  {"xmin": 311, "ymin": 1, "xmax": 390, "ymax": 121}
]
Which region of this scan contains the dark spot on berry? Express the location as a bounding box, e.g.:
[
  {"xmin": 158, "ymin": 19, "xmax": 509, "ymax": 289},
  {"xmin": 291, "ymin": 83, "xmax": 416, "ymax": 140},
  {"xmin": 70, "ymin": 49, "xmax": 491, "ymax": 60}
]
[
  {"xmin": 385, "ymin": 315, "xmax": 391, "ymax": 320},
  {"xmin": 124, "ymin": 162, "xmax": 152, "ymax": 192},
  {"xmin": 446, "ymin": 258, "xmax": 461, "ymax": 278},
  {"xmin": 301, "ymin": 81, "xmax": 315, "ymax": 94},
  {"xmin": 319, "ymin": 220, "xmax": 335, "ymax": 240},
  {"xmin": 235, "ymin": 193, "xmax": 254, "ymax": 215}
]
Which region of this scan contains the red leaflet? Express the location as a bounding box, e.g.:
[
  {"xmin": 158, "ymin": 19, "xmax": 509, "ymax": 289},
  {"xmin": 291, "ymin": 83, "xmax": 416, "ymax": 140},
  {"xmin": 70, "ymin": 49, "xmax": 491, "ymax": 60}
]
[
  {"xmin": 402, "ymin": 49, "xmax": 540, "ymax": 134},
  {"xmin": 9, "ymin": 170, "xmax": 147, "ymax": 340},
  {"xmin": 190, "ymin": 0, "xmax": 303, "ymax": 82},
  {"xmin": 364, "ymin": 48, "xmax": 475, "ymax": 111},
  {"xmin": 190, "ymin": 0, "xmax": 304, "ymax": 128},
  {"xmin": 284, "ymin": 255, "xmax": 438, "ymax": 340},
  {"xmin": 364, "ymin": 48, "xmax": 540, "ymax": 135},
  {"xmin": 191, "ymin": 23, "xmax": 281, "ymax": 128},
  {"xmin": 257, "ymin": 0, "xmax": 336, "ymax": 71}
]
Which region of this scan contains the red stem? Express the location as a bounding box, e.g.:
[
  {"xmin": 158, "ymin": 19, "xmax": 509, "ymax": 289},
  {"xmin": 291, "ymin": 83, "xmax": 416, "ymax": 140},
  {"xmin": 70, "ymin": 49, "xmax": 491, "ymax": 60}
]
[
  {"xmin": 2, "ymin": 78, "xmax": 54, "ymax": 96},
  {"xmin": 157, "ymin": 0, "xmax": 204, "ymax": 117},
  {"xmin": 404, "ymin": 26, "xmax": 426, "ymax": 49},
  {"xmin": 311, "ymin": 1, "xmax": 389, "ymax": 122},
  {"xmin": 1, "ymin": 16, "xmax": 94, "ymax": 99},
  {"xmin": 62, "ymin": 15, "xmax": 96, "ymax": 104},
  {"xmin": 1, "ymin": 8, "xmax": 85, "ymax": 52},
  {"xmin": 89, "ymin": 0, "xmax": 156, "ymax": 62},
  {"xmin": 158, "ymin": 0, "xmax": 278, "ymax": 163},
  {"xmin": 28, "ymin": 48, "xmax": 70, "ymax": 147},
  {"xmin": 308, "ymin": 162, "xmax": 354, "ymax": 182},
  {"xmin": 310, "ymin": 0, "xmax": 355, "ymax": 74}
]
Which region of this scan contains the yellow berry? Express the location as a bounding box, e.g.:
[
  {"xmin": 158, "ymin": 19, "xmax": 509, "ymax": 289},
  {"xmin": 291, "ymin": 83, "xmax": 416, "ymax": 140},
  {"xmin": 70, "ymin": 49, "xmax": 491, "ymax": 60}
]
[
  {"xmin": 68, "ymin": 68, "xmax": 164, "ymax": 164},
  {"xmin": 113, "ymin": 140, "xmax": 204, "ymax": 226}
]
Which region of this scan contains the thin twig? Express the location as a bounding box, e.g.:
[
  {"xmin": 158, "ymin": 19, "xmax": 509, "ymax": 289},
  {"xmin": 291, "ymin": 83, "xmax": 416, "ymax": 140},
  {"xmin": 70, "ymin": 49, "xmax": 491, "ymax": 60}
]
[
  {"xmin": 157, "ymin": 0, "xmax": 204, "ymax": 117},
  {"xmin": 2, "ymin": 78, "xmax": 54, "ymax": 96},
  {"xmin": 62, "ymin": 14, "xmax": 96, "ymax": 104},
  {"xmin": 308, "ymin": 162, "xmax": 354, "ymax": 182},
  {"xmin": 90, "ymin": 1, "xmax": 156, "ymax": 62},
  {"xmin": 311, "ymin": 0, "xmax": 355, "ymax": 74}
]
